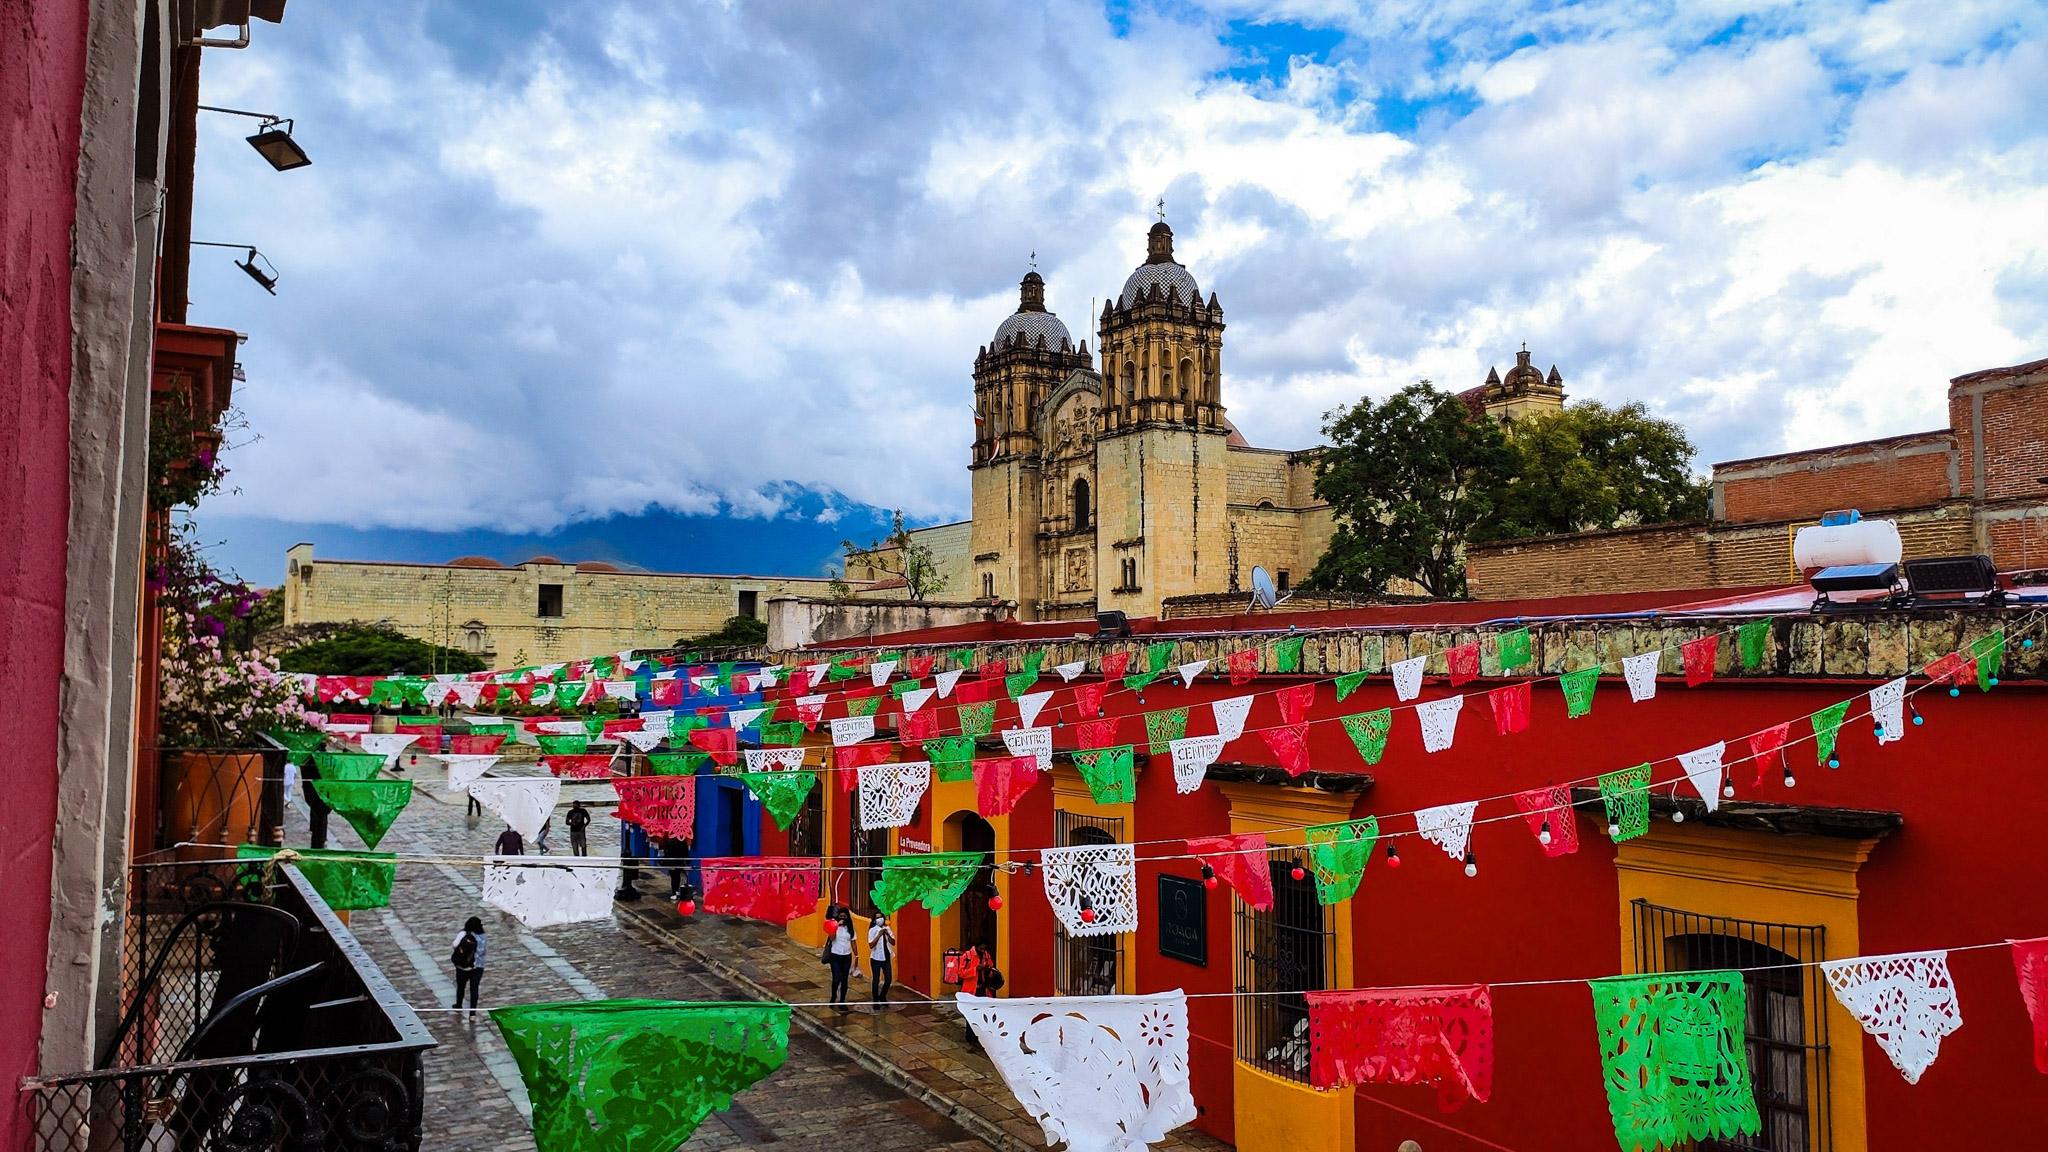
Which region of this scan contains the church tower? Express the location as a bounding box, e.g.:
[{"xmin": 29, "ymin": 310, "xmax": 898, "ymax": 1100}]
[
  {"xmin": 1092, "ymin": 220, "xmax": 1231, "ymax": 612},
  {"xmin": 1474, "ymin": 345, "xmax": 1566, "ymax": 422},
  {"xmin": 969, "ymin": 269, "xmax": 1090, "ymax": 616}
]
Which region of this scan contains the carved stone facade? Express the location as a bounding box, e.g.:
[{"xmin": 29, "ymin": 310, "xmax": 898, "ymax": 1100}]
[{"xmin": 886, "ymin": 221, "xmax": 1571, "ymax": 621}]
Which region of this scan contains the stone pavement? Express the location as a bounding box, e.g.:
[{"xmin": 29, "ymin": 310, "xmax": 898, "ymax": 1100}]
[
  {"xmin": 311, "ymin": 755, "xmax": 1231, "ymax": 1152},
  {"xmin": 297, "ymin": 760, "xmax": 991, "ymax": 1152}
]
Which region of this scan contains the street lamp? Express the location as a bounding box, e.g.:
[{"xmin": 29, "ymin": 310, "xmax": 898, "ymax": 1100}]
[
  {"xmin": 191, "ymin": 242, "xmax": 280, "ymax": 295},
  {"xmin": 198, "ymin": 104, "xmax": 311, "ymax": 171}
]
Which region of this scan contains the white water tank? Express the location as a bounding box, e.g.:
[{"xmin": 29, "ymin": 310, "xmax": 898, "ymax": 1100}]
[{"xmin": 1793, "ymin": 515, "xmax": 1902, "ymax": 576}]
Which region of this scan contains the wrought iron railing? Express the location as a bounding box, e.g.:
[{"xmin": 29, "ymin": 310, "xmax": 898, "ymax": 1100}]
[
  {"xmin": 27, "ymin": 861, "xmax": 434, "ymax": 1152},
  {"xmin": 150, "ymin": 743, "xmax": 291, "ymax": 853}
]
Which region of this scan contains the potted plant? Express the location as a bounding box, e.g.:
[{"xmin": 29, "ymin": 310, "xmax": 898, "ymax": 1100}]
[{"xmin": 154, "ymin": 521, "xmax": 321, "ymax": 852}]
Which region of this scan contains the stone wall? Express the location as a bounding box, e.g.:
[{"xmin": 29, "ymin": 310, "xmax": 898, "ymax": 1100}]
[
  {"xmin": 767, "ymin": 597, "xmax": 1015, "ymax": 650},
  {"xmin": 780, "ymin": 607, "xmax": 2037, "ymax": 689},
  {"xmin": 282, "ymin": 546, "xmax": 840, "ymax": 664}
]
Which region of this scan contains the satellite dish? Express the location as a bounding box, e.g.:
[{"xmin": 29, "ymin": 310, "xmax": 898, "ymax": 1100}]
[{"xmin": 1250, "ymin": 566, "xmax": 1278, "ymax": 610}]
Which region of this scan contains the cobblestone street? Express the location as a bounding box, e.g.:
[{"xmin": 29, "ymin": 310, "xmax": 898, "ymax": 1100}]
[{"xmin": 299, "ymin": 758, "xmax": 995, "ymax": 1152}]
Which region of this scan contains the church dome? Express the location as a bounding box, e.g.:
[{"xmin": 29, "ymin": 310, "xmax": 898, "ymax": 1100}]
[
  {"xmin": 993, "ymin": 269, "xmax": 1074, "ymax": 350},
  {"xmin": 1118, "ymin": 222, "xmax": 1200, "ymax": 306},
  {"xmin": 993, "ymin": 310, "xmax": 1073, "ymax": 349}
]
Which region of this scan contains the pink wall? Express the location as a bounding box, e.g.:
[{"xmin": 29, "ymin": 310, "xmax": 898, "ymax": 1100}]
[{"xmin": 0, "ymin": 0, "xmax": 86, "ymax": 1142}]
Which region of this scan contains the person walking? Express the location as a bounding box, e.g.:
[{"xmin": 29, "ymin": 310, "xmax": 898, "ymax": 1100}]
[
  {"xmin": 465, "ymin": 789, "xmax": 483, "ymax": 822},
  {"xmin": 451, "ymin": 916, "xmax": 487, "ymax": 1012},
  {"xmin": 663, "ymin": 837, "xmax": 691, "ymax": 898},
  {"xmin": 867, "ymin": 911, "xmax": 896, "ymax": 1006},
  {"xmin": 535, "ymin": 816, "xmax": 553, "ymax": 855},
  {"xmin": 824, "ymin": 909, "xmax": 858, "ymax": 1011},
  {"xmin": 493, "ymin": 826, "xmax": 524, "ymax": 856},
  {"xmin": 565, "ymin": 799, "xmax": 591, "ymax": 856}
]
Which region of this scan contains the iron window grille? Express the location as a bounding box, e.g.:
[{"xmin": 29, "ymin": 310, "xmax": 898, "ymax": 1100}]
[
  {"xmin": 1631, "ymin": 898, "xmax": 1832, "ymax": 1152},
  {"xmin": 1235, "ymin": 857, "xmax": 1334, "ymax": 1082},
  {"xmin": 843, "ymin": 805, "xmax": 879, "ymax": 919},
  {"xmin": 787, "ymin": 782, "xmax": 823, "ymax": 859},
  {"xmin": 1053, "ymin": 810, "xmax": 1125, "ymax": 996}
]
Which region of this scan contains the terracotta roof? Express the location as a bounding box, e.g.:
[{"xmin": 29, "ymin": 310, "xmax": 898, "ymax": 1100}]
[
  {"xmin": 574, "ymin": 561, "xmax": 621, "ymax": 573},
  {"xmin": 447, "ymin": 556, "xmax": 504, "ymax": 568},
  {"xmin": 519, "ymin": 555, "xmax": 564, "ymax": 566}
]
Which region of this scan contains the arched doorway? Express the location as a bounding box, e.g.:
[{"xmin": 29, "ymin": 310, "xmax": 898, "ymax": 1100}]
[
  {"xmin": 943, "ymin": 812, "xmax": 1000, "ymax": 960},
  {"xmin": 1070, "ymin": 477, "xmax": 1091, "ymax": 531}
]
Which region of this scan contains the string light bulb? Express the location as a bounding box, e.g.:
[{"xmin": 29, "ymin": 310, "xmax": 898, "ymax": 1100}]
[
  {"xmin": 1078, "ymin": 896, "xmax": 1097, "ymax": 924},
  {"xmin": 1289, "ymin": 860, "xmax": 1307, "ymax": 882},
  {"xmin": 1462, "ymin": 849, "xmax": 1477, "ymax": 878},
  {"xmin": 677, "ymin": 898, "xmax": 696, "ymax": 916},
  {"xmin": 1200, "ymin": 864, "xmax": 1218, "ymax": 890},
  {"xmin": 988, "ymin": 894, "xmax": 1003, "ymax": 911},
  {"xmin": 1385, "ymin": 844, "xmax": 1401, "ymax": 869},
  {"xmin": 1783, "ymin": 764, "xmax": 1797, "ymax": 788},
  {"xmin": 1537, "ymin": 820, "xmax": 1552, "ymax": 847},
  {"xmin": 1607, "ymin": 820, "xmax": 1622, "ymax": 838}
]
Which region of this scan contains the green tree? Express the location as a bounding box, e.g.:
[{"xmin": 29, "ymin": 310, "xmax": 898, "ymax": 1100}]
[
  {"xmin": 1481, "ymin": 401, "xmax": 1709, "ymax": 540},
  {"xmin": 677, "ymin": 614, "xmax": 768, "ymax": 649},
  {"xmin": 1304, "ymin": 382, "xmax": 1516, "ymax": 598},
  {"xmin": 845, "ymin": 510, "xmax": 948, "ymax": 601},
  {"xmin": 277, "ymin": 625, "xmax": 486, "ymax": 676}
]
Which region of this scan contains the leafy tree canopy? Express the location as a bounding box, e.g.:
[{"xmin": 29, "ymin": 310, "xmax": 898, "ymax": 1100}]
[
  {"xmin": 678, "ymin": 614, "xmax": 768, "ymax": 649},
  {"xmin": 277, "ymin": 625, "xmax": 486, "ymax": 676},
  {"xmin": 1304, "ymin": 389, "xmax": 1708, "ymax": 598},
  {"xmin": 1480, "ymin": 401, "xmax": 1710, "ymax": 541},
  {"xmin": 1305, "ymin": 382, "xmax": 1515, "ymax": 599},
  {"xmin": 845, "ymin": 510, "xmax": 949, "ymax": 601}
]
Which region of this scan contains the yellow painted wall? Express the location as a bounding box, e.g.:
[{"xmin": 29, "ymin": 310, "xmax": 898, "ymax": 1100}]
[
  {"xmin": 930, "ymin": 777, "xmax": 1011, "ymax": 994},
  {"xmin": 282, "ymin": 544, "xmax": 837, "ymax": 665}
]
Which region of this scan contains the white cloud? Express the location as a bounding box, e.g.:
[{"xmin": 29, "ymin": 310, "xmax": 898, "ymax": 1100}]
[{"xmin": 193, "ymin": 0, "xmax": 2048, "ymax": 539}]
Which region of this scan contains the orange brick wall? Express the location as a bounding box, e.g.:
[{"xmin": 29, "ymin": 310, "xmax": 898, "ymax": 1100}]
[
  {"xmin": 1963, "ymin": 384, "xmax": 2048, "ymax": 503},
  {"xmin": 1715, "ymin": 436, "xmax": 1954, "ymax": 524},
  {"xmin": 1467, "ymin": 505, "xmax": 1979, "ymax": 599}
]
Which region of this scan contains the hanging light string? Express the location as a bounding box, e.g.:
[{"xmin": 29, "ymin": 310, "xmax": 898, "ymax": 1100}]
[
  {"xmin": 436, "ymin": 612, "xmax": 1801, "ymax": 784},
  {"xmin": 289, "ymin": 609, "xmax": 2035, "ymax": 870},
  {"xmin": 344, "ymin": 935, "xmax": 2028, "ymax": 1013},
  {"xmin": 163, "ymin": 608, "xmax": 2035, "ymax": 879}
]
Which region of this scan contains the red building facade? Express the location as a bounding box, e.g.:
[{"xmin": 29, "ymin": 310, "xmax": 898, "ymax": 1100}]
[{"xmin": 763, "ymin": 587, "xmax": 2045, "ymax": 1151}]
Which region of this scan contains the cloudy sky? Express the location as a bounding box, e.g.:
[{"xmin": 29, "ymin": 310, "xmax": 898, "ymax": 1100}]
[{"xmin": 189, "ymin": 0, "xmax": 2048, "ymax": 583}]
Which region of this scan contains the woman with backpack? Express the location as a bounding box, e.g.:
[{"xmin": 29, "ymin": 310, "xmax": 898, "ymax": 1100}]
[{"xmin": 451, "ymin": 916, "xmax": 487, "ymax": 1012}]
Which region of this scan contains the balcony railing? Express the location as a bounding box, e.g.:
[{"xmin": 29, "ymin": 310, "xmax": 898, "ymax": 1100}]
[{"xmin": 26, "ymin": 860, "xmax": 435, "ymax": 1152}]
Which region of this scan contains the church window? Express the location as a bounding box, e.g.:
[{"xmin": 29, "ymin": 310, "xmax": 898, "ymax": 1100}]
[
  {"xmin": 1071, "ymin": 478, "xmax": 1091, "ymax": 530},
  {"xmin": 1120, "ymin": 360, "xmax": 1137, "ymax": 405},
  {"xmin": 1277, "ymin": 570, "xmax": 1290, "ymax": 592},
  {"xmin": 1177, "ymin": 357, "xmax": 1194, "ymax": 401},
  {"xmin": 982, "ymin": 572, "xmax": 995, "ymax": 599},
  {"xmin": 537, "ymin": 583, "xmax": 564, "ymax": 618},
  {"xmin": 737, "ymin": 590, "xmax": 759, "ymax": 618}
]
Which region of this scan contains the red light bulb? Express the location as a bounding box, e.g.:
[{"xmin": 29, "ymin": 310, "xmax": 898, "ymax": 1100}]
[
  {"xmin": 1203, "ymin": 875, "xmax": 1218, "ymax": 890},
  {"xmin": 987, "ymin": 895, "xmax": 1004, "ymax": 911},
  {"xmin": 1079, "ymin": 907, "xmax": 1098, "ymax": 924},
  {"xmin": 677, "ymin": 899, "xmax": 696, "ymax": 916},
  {"xmin": 1289, "ymin": 864, "xmax": 1306, "ymax": 881}
]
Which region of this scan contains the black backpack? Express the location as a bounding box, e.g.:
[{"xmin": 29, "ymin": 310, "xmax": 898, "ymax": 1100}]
[
  {"xmin": 979, "ymin": 962, "xmax": 1005, "ymax": 993},
  {"xmin": 451, "ymin": 931, "xmax": 478, "ymax": 969}
]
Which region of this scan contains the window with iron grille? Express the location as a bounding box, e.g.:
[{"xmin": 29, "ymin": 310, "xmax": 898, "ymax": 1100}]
[
  {"xmin": 1632, "ymin": 899, "xmax": 1831, "ymax": 1152},
  {"xmin": 1054, "ymin": 810, "xmax": 1124, "ymax": 996},
  {"xmin": 1235, "ymin": 858, "xmax": 1335, "ymax": 1082},
  {"xmin": 844, "ymin": 806, "xmax": 879, "ymax": 918},
  {"xmin": 787, "ymin": 782, "xmax": 823, "ymax": 859}
]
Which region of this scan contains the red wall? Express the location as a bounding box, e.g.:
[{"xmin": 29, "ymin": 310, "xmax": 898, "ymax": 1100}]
[
  {"xmin": 1, "ymin": 0, "xmax": 86, "ymax": 1142},
  {"xmin": 818, "ymin": 658, "xmax": 2047, "ymax": 1151}
]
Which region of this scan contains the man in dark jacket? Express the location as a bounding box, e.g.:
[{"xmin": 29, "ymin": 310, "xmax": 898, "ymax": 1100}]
[
  {"xmin": 494, "ymin": 826, "xmax": 524, "ymax": 856},
  {"xmin": 566, "ymin": 799, "xmax": 591, "ymax": 856}
]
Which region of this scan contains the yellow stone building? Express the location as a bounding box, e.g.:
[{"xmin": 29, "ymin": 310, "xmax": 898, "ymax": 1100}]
[
  {"xmin": 856, "ymin": 221, "xmax": 1567, "ymax": 620},
  {"xmin": 279, "ymin": 544, "xmax": 841, "ymax": 664}
]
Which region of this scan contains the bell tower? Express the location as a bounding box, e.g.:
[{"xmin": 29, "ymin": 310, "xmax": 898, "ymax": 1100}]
[
  {"xmin": 1091, "ymin": 218, "xmax": 1231, "ymax": 613},
  {"xmin": 970, "ymin": 268, "xmax": 1089, "ymax": 616}
]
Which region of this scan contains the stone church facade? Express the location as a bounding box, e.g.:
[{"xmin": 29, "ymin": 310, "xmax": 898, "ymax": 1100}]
[{"xmin": 859, "ymin": 221, "xmax": 1566, "ymax": 620}]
